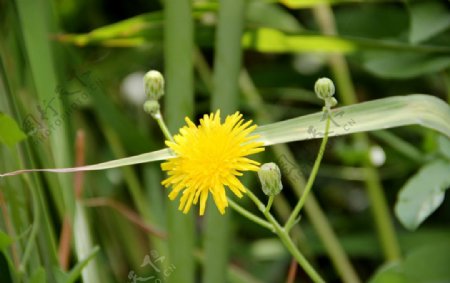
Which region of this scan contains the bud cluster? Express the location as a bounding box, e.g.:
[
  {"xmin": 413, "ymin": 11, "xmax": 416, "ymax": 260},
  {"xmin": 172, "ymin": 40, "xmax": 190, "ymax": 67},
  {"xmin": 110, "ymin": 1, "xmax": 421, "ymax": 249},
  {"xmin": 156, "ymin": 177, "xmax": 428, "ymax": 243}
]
[
  {"xmin": 314, "ymin": 77, "xmax": 338, "ymax": 110},
  {"xmin": 143, "ymin": 70, "xmax": 164, "ymax": 116}
]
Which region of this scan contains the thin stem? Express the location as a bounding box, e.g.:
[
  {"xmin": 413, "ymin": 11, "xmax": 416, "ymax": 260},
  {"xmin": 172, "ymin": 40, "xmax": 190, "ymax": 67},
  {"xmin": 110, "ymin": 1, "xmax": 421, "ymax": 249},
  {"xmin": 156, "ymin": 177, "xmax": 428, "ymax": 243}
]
[
  {"xmin": 154, "ymin": 111, "xmax": 174, "ymax": 142},
  {"xmin": 245, "ymin": 190, "xmax": 325, "ymax": 283},
  {"xmin": 18, "ymin": 181, "xmax": 40, "ymax": 273},
  {"xmin": 240, "ymin": 69, "xmax": 361, "ymax": 283},
  {"xmin": 285, "ymin": 117, "xmax": 330, "ymax": 232},
  {"xmin": 264, "ymin": 196, "xmax": 274, "ymax": 213},
  {"xmin": 313, "ymin": 3, "xmax": 401, "ymax": 262},
  {"xmin": 228, "ymin": 199, "xmax": 273, "ymax": 231}
]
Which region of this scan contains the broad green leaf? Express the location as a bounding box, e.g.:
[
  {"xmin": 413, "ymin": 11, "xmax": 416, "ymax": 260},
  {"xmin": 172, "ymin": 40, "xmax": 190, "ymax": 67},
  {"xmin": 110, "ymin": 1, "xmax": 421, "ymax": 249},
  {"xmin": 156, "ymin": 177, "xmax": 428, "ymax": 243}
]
[
  {"xmin": 370, "ymin": 243, "xmax": 450, "ymax": 283},
  {"xmin": 395, "ymin": 159, "xmax": 450, "ymax": 230},
  {"xmin": 408, "ymin": 0, "xmax": 450, "ymax": 44},
  {"xmin": 334, "ymin": 3, "xmax": 408, "ymax": 39},
  {"xmin": 57, "ymin": 12, "xmax": 163, "ymax": 46},
  {"xmin": 1, "ymin": 94, "xmax": 449, "ymax": 176},
  {"xmin": 30, "ymin": 267, "xmax": 46, "ymax": 283},
  {"xmin": 438, "ymin": 135, "xmax": 450, "ymax": 161},
  {"xmin": 369, "ymin": 262, "xmax": 408, "ymax": 283},
  {"xmin": 0, "ymin": 230, "xmax": 12, "ymax": 251},
  {"xmin": 363, "ymin": 51, "xmax": 450, "ymax": 78},
  {"xmin": 0, "ymin": 113, "xmax": 27, "ymax": 147},
  {"xmin": 402, "ymin": 242, "xmax": 450, "ymax": 282}
]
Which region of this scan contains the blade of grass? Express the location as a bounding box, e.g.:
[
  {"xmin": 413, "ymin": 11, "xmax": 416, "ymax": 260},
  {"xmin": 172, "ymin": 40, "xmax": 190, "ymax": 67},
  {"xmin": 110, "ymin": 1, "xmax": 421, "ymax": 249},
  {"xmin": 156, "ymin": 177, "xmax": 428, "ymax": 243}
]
[
  {"xmin": 1, "ymin": 94, "xmax": 449, "ymax": 176},
  {"xmin": 204, "ymin": 0, "xmax": 247, "ymax": 282},
  {"xmin": 164, "ymin": 1, "xmax": 195, "ymax": 282}
]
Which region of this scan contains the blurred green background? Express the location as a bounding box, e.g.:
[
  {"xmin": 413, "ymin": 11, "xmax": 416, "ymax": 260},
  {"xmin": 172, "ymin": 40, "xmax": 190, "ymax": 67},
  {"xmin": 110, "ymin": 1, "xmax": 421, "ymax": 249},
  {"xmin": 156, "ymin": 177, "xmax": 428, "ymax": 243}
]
[{"xmin": 1, "ymin": 0, "xmax": 450, "ymax": 282}]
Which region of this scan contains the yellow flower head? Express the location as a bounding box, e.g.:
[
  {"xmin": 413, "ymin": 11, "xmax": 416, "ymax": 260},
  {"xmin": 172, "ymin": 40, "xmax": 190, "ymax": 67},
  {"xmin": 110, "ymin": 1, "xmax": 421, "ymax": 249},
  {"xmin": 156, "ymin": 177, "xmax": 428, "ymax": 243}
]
[{"xmin": 161, "ymin": 110, "xmax": 265, "ymax": 215}]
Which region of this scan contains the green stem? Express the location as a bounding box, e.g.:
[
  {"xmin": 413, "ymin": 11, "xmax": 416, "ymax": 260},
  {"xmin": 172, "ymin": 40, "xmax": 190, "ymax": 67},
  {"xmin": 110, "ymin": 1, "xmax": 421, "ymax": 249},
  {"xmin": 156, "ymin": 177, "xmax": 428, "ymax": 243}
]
[
  {"xmin": 154, "ymin": 110, "xmax": 174, "ymax": 142},
  {"xmin": 204, "ymin": 0, "xmax": 247, "ymax": 282},
  {"xmin": 285, "ymin": 117, "xmax": 330, "ymax": 232},
  {"xmin": 164, "ymin": 0, "xmax": 195, "ymax": 282},
  {"xmin": 228, "ymin": 198, "xmax": 274, "ymax": 231},
  {"xmin": 264, "ymin": 196, "xmax": 275, "ymax": 214},
  {"xmin": 245, "ymin": 190, "xmax": 325, "ymax": 283},
  {"xmin": 18, "ymin": 179, "xmax": 40, "ymax": 273},
  {"xmin": 313, "ymin": 3, "xmax": 401, "ymax": 262},
  {"xmin": 240, "ymin": 69, "xmax": 361, "ymax": 283}
]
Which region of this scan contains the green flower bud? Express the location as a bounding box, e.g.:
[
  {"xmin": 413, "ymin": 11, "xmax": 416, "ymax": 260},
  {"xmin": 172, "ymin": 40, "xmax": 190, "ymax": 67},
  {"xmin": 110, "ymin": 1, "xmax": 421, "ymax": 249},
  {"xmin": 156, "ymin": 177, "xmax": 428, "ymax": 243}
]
[
  {"xmin": 326, "ymin": 97, "xmax": 337, "ymax": 108},
  {"xmin": 314, "ymin": 77, "xmax": 335, "ymax": 100},
  {"xmin": 143, "ymin": 100, "xmax": 160, "ymax": 116},
  {"xmin": 258, "ymin": 163, "xmax": 283, "ymax": 196},
  {"xmin": 144, "ymin": 70, "xmax": 165, "ymax": 100}
]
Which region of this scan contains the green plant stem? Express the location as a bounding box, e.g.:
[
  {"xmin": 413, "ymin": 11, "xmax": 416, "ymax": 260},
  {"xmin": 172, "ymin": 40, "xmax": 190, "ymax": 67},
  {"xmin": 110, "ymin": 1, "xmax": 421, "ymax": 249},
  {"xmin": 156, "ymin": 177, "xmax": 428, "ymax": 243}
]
[
  {"xmin": 153, "ymin": 111, "xmax": 174, "ymax": 142},
  {"xmin": 18, "ymin": 178, "xmax": 40, "ymax": 273},
  {"xmin": 228, "ymin": 199, "xmax": 274, "ymax": 231},
  {"xmin": 204, "ymin": 1, "xmax": 247, "ymax": 282},
  {"xmin": 245, "ymin": 190, "xmax": 325, "ymax": 283},
  {"xmin": 313, "ymin": 4, "xmax": 401, "ymax": 262},
  {"xmin": 240, "ymin": 69, "xmax": 361, "ymax": 283},
  {"xmin": 164, "ymin": 0, "xmax": 195, "ymax": 282},
  {"xmin": 264, "ymin": 196, "xmax": 275, "ymax": 213},
  {"xmin": 285, "ymin": 117, "xmax": 330, "ymax": 232}
]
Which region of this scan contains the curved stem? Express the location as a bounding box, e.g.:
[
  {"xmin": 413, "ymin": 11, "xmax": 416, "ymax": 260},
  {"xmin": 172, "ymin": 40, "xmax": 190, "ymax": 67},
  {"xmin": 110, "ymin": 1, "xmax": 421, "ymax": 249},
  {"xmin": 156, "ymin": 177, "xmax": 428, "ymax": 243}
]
[
  {"xmin": 285, "ymin": 117, "xmax": 330, "ymax": 232},
  {"xmin": 154, "ymin": 110, "xmax": 174, "ymax": 142},
  {"xmin": 245, "ymin": 190, "xmax": 325, "ymax": 283},
  {"xmin": 313, "ymin": 3, "xmax": 401, "ymax": 262},
  {"xmin": 228, "ymin": 198, "xmax": 273, "ymax": 231},
  {"xmin": 264, "ymin": 196, "xmax": 274, "ymax": 214}
]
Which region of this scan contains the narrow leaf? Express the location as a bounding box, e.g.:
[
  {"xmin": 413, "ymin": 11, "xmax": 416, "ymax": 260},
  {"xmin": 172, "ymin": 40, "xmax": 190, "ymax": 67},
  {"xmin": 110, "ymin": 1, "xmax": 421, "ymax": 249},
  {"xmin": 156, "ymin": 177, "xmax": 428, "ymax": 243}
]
[
  {"xmin": 65, "ymin": 246, "xmax": 100, "ymax": 283},
  {"xmin": 395, "ymin": 159, "xmax": 450, "ymax": 230},
  {"xmin": 1, "ymin": 94, "xmax": 449, "ymax": 176},
  {"xmin": 242, "ymin": 28, "xmax": 356, "ymax": 53}
]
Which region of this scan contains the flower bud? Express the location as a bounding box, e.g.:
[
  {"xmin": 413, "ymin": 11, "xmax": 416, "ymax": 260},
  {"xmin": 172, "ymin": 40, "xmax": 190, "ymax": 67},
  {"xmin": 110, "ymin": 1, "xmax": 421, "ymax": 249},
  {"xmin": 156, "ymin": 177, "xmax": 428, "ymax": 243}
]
[
  {"xmin": 258, "ymin": 163, "xmax": 283, "ymax": 196},
  {"xmin": 314, "ymin": 77, "xmax": 335, "ymax": 100},
  {"xmin": 143, "ymin": 100, "xmax": 160, "ymax": 116},
  {"xmin": 144, "ymin": 70, "xmax": 165, "ymax": 100}
]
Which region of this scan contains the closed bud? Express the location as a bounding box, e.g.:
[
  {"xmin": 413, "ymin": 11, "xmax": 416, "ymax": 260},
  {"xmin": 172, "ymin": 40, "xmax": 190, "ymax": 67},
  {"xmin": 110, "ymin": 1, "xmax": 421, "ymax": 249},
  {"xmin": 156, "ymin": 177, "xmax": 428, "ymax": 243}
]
[
  {"xmin": 143, "ymin": 100, "xmax": 160, "ymax": 116},
  {"xmin": 144, "ymin": 70, "xmax": 165, "ymax": 100},
  {"xmin": 314, "ymin": 77, "xmax": 335, "ymax": 100},
  {"xmin": 258, "ymin": 163, "xmax": 283, "ymax": 196}
]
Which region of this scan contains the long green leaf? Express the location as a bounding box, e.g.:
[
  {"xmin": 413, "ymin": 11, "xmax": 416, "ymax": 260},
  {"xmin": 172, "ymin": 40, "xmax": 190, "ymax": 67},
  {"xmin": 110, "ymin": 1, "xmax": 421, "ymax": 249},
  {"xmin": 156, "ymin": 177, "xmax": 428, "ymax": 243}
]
[{"xmin": 1, "ymin": 94, "xmax": 449, "ymax": 176}]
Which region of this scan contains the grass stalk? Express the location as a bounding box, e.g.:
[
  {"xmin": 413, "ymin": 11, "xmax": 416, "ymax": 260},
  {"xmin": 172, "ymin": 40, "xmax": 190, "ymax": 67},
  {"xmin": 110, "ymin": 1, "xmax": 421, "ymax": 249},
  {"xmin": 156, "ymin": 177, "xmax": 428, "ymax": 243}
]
[
  {"xmin": 164, "ymin": 1, "xmax": 195, "ymax": 282},
  {"xmin": 204, "ymin": 0, "xmax": 247, "ymax": 282}
]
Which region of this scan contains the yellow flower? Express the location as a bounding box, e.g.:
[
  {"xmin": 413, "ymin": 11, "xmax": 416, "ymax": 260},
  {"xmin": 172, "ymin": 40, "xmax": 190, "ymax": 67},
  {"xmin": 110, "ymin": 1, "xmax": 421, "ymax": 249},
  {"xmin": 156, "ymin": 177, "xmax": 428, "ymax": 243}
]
[{"xmin": 161, "ymin": 110, "xmax": 265, "ymax": 215}]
